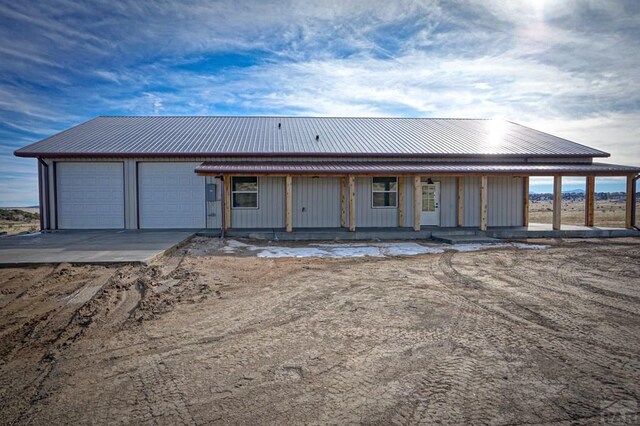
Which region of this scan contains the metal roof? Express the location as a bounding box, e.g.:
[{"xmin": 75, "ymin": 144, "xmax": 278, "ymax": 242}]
[
  {"xmin": 195, "ymin": 161, "xmax": 640, "ymax": 176},
  {"xmin": 14, "ymin": 116, "xmax": 610, "ymax": 159}
]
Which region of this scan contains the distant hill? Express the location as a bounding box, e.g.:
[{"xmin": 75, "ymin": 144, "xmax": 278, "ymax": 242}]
[{"xmin": 562, "ymin": 189, "xmax": 585, "ymax": 194}]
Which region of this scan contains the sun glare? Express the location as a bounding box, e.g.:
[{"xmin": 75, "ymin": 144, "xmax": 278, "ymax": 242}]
[{"xmin": 486, "ymin": 119, "xmax": 507, "ymax": 147}]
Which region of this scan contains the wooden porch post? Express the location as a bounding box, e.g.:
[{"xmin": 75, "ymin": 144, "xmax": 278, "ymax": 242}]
[
  {"xmin": 340, "ymin": 177, "xmax": 346, "ymax": 228},
  {"xmin": 585, "ymin": 176, "xmax": 595, "ymax": 227},
  {"xmin": 626, "ymin": 174, "xmax": 634, "ymax": 229},
  {"xmin": 224, "ymin": 175, "xmax": 232, "ymax": 231},
  {"xmin": 398, "ymin": 176, "xmax": 404, "ymax": 227},
  {"xmin": 457, "ymin": 176, "xmax": 464, "ymax": 227},
  {"xmin": 413, "ymin": 176, "xmax": 421, "ymax": 231},
  {"xmin": 480, "ymin": 175, "xmax": 488, "ymax": 231},
  {"xmin": 523, "ymin": 176, "xmax": 529, "ymax": 227},
  {"xmin": 348, "ymin": 175, "xmax": 356, "ymax": 232},
  {"xmin": 285, "ymin": 175, "xmax": 292, "ymax": 232},
  {"xmin": 553, "ymin": 175, "xmax": 562, "ymax": 230}
]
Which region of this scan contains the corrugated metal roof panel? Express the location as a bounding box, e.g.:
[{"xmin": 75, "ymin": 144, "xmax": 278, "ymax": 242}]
[
  {"xmin": 195, "ymin": 161, "xmax": 640, "ymax": 175},
  {"xmin": 15, "ymin": 116, "xmax": 610, "ymax": 158}
]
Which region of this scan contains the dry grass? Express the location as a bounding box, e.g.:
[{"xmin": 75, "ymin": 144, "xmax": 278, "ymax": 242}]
[
  {"xmin": 529, "ymin": 200, "xmax": 633, "ymax": 227},
  {"xmin": 0, "ymin": 208, "xmax": 40, "ymax": 235}
]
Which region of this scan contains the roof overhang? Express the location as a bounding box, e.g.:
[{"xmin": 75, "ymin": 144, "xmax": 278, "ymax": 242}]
[{"xmin": 195, "ymin": 161, "xmax": 640, "ymax": 177}]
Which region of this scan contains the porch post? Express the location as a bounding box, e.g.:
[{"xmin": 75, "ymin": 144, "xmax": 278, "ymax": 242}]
[
  {"xmin": 480, "ymin": 175, "xmax": 488, "ymax": 231},
  {"xmin": 457, "ymin": 176, "xmax": 464, "ymax": 227},
  {"xmin": 348, "ymin": 175, "xmax": 356, "ymax": 232},
  {"xmin": 626, "ymin": 174, "xmax": 634, "ymax": 229},
  {"xmin": 523, "ymin": 176, "xmax": 529, "ymax": 227},
  {"xmin": 223, "ymin": 175, "xmax": 232, "ymax": 231},
  {"xmin": 398, "ymin": 176, "xmax": 404, "ymax": 227},
  {"xmin": 585, "ymin": 176, "xmax": 595, "ymax": 227},
  {"xmin": 340, "ymin": 177, "xmax": 346, "ymax": 228},
  {"xmin": 553, "ymin": 175, "xmax": 562, "ymax": 230},
  {"xmin": 285, "ymin": 175, "xmax": 292, "ymax": 232},
  {"xmin": 413, "ymin": 176, "xmax": 421, "ymax": 231}
]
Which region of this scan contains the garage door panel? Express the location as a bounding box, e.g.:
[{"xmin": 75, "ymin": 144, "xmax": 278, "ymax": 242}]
[
  {"xmin": 139, "ymin": 162, "xmax": 205, "ymax": 229},
  {"xmin": 57, "ymin": 162, "xmax": 125, "ymax": 229}
]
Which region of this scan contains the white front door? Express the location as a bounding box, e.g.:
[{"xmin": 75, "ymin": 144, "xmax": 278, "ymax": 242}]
[{"xmin": 420, "ymin": 182, "xmax": 440, "ymax": 226}]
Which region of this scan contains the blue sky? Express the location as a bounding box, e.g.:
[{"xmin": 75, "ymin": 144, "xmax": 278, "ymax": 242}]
[{"xmin": 1, "ymin": 0, "xmax": 639, "ymax": 206}]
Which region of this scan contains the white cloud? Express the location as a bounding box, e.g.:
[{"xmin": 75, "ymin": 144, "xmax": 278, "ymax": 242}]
[{"xmin": 1, "ymin": 0, "xmax": 639, "ymax": 206}]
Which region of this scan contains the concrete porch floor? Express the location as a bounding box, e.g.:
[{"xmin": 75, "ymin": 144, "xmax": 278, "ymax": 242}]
[
  {"xmin": 202, "ymin": 223, "xmax": 640, "ymax": 241},
  {"xmin": 0, "ymin": 230, "xmax": 195, "ymax": 266}
]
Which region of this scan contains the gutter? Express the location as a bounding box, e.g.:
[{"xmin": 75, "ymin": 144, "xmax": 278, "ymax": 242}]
[
  {"xmin": 633, "ymin": 174, "xmax": 640, "ymax": 231},
  {"xmin": 38, "ymin": 158, "xmax": 50, "ymax": 231}
]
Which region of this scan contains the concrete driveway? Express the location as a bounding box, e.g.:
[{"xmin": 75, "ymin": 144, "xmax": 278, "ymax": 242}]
[{"xmin": 0, "ymin": 230, "xmax": 195, "ymax": 266}]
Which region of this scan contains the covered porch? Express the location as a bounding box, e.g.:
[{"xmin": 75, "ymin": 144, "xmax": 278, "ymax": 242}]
[{"xmin": 195, "ymin": 160, "xmax": 640, "ymax": 235}]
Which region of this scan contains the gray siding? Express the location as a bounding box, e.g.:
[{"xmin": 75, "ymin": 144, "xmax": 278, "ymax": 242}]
[
  {"xmin": 429, "ymin": 176, "xmax": 457, "ymax": 227},
  {"xmin": 488, "ymin": 177, "xmax": 524, "ymax": 226},
  {"xmin": 402, "ymin": 177, "xmax": 414, "ymax": 228},
  {"xmin": 355, "ymin": 177, "xmax": 398, "ymax": 227},
  {"xmin": 124, "ymin": 159, "xmax": 137, "ymax": 229},
  {"xmin": 463, "ymin": 177, "xmax": 481, "ymax": 227},
  {"xmin": 231, "ymin": 176, "xmax": 285, "ymax": 228},
  {"xmin": 41, "ymin": 157, "xmax": 527, "ymax": 230},
  {"xmin": 293, "ymin": 177, "xmax": 341, "ymax": 228},
  {"xmin": 205, "ymin": 176, "xmax": 222, "ymax": 229}
]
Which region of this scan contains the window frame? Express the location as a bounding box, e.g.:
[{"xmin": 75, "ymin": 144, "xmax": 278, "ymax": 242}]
[
  {"xmin": 231, "ymin": 176, "xmax": 259, "ymax": 209},
  {"xmin": 371, "ymin": 176, "xmax": 398, "ymax": 209}
]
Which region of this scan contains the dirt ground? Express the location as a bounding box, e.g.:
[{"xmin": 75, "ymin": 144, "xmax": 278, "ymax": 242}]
[
  {"xmin": 1, "ymin": 237, "xmax": 639, "ymax": 425},
  {"xmin": 529, "ymin": 200, "xmax": 632, "ymax": 228}
]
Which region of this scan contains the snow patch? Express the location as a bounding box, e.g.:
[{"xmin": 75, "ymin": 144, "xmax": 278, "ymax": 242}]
[{"xmin": 221, "ymin": 239, "xmax": 548, "ymax": 258}]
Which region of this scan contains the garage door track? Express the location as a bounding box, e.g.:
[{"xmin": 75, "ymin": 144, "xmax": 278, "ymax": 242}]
[{"xmin": 0, "ymin": 230, "xmax": 195, "ymax": 266}]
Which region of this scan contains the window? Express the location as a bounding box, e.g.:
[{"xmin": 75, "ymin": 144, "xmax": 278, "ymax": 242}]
[
  {"xmin": 372, "ymin": 177, "xmax": 398, "ymax": 208},
  {"xmin": 232, "ymin": 176, "xmax": 258, "ymax": 208}
]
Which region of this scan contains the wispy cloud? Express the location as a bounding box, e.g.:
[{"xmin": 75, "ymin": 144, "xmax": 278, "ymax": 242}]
[{"xmin": 1, "ymin": 0, "xmax": 639, "ymax": 205}]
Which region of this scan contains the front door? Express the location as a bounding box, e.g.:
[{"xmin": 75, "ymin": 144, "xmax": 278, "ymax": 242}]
[{"xmin": 420, "ymin": 182, "xmax": 440, "ymax": 226}]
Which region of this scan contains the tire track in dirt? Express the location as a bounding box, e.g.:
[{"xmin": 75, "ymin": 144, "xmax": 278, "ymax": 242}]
[{"xmin": 430, "ymin": 249, "xmax": 640, "ymax": 420}]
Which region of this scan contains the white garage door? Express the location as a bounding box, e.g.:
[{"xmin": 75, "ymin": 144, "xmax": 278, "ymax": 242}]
[
  {"xmin": 138, "ymin": 162, "xmax": 205, "ymax": 228},
  {"xmin": 57, "ymin": 162, "xmax": 125, "ymax": 229}
]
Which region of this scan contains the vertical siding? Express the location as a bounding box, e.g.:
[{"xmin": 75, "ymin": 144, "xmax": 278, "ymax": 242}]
[
  {"xmin": 232, "ymin": 176, "xmax": 285, "ymax": 228},
  {"xmin": 124, "ymin": 159, "xmax": 137, "ymax": 229},
  {"xmin": 205, "ymin": 176, "xmax": 222, "ymax": 229},
  {"xmin": 355, "ymin": 177, "xmax": 398, "ymax": 227},
  {"xmin": 403, "ymin": 176, "xmax": 414, "ymax": 228},
  {"xmin": 47, "ymin": 160, "xmax": 57, "ymax": 229},
  {"xmin": 488, "ymin": 177, "xmax": 524, "ymax": 226},
  {"xmin": 463, "ymin": 177, "xmax": 481, "ymax": 227},
  {"xmin": 293, "ymin": 177, "xmax": 341, "ymax": 228}
]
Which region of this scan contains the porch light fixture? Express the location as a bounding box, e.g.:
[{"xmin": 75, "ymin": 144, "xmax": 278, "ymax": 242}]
[{"xmin": 427, "ymin": 178, "xmax": 433, "ymax": 184}]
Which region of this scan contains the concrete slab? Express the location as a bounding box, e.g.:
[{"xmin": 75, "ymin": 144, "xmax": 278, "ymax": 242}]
[
  {"xmin": 0, "ymin": 230, "xmax": 195, "ymax": 266},
  {"xmin": 431, "ymin": 234, "xmax": 500, "ymax": 244}
]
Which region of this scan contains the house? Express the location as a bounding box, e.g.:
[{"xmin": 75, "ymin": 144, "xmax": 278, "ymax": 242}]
[{"xmin": 14, "ymin": 116, "xmax": 640, "ymax": 234}]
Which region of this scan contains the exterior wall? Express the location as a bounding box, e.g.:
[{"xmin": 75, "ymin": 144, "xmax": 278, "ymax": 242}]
[
  {"xmin": 231, "ymin": 176, "xmax": 285, "ymax": 228},
  {"xmin": 292, "ymin": 177, "xmax": 342, "ymax": 228},
  {"xmin": 40, "ymin": 157, "xmax": 526, "ymax": 230},
  {"xmin": 355, "ymin": 177, "xmax": 398, "ymax": 227},
  {"xmin": 463, "ymin": 177, "xmax": 481, "ymax": 227},
  {"xmin": 205, "ymin": 176, "xmax": 223, "ymax": 229},
  {"xmin": 488, "ymin": 176, "xmax": 524, "ymax": 227},
  {"xmin": 124, "ymin": 159, "xmax": 137, "ymax": 229}
]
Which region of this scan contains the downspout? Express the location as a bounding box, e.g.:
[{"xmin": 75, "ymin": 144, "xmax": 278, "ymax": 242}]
[
  {"xmin": 38, "ymin": 158, "xmax": 50, "ymax": 231},
  {"xmin": 633, "ymin": 174, "xmax": 639, "ymax": 231},
  {"xmin": 220, "ymin": 175, "xmax": 226, "ymax": 239}
]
